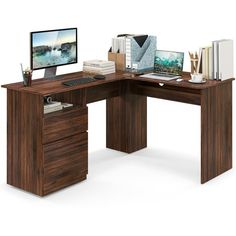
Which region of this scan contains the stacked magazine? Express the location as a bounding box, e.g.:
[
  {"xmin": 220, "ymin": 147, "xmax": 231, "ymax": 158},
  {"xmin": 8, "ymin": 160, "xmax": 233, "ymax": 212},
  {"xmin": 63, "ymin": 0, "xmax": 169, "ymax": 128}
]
[{"xmin": 83, "ymin": 60, "xmax": 115, "ymax": 75}]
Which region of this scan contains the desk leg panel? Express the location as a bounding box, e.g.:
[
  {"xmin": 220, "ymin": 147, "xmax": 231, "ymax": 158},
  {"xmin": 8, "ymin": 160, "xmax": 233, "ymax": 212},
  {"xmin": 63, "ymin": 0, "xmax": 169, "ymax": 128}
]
[
  {"xmin": 7, "ymin": 90, "xmax": 44, "ymax": 195},
  {"xmin": 201, "ymin": 83, "xmax": 232, "ymax": 183},
  {"xmin": 106, "ymin": 86, "xmax": 147, "ymax": 153}
]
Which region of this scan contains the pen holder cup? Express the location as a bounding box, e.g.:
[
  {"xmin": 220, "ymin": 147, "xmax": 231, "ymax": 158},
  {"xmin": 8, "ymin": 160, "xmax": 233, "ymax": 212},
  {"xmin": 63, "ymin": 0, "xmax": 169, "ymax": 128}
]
[{"xmin": 23, "ymin": 71, "xmax": 32, "ymax": 87}]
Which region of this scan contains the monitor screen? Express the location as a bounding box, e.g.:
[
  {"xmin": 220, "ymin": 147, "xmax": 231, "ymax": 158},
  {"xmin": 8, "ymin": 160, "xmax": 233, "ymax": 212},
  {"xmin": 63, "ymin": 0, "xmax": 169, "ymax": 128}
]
[
  {"xmin": 30, "ymin": 28, "xmax": 77, "ymax": 70},
  {"xmin": 154, "ymin": 50, "xmax": 184, "ymax": 75}
]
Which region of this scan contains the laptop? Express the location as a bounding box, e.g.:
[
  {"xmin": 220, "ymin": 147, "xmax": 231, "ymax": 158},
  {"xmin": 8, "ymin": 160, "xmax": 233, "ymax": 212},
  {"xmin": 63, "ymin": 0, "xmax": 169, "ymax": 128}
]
[{"xmin": 140, "ymin": 50, "xmax": 184, "ymax": 80}]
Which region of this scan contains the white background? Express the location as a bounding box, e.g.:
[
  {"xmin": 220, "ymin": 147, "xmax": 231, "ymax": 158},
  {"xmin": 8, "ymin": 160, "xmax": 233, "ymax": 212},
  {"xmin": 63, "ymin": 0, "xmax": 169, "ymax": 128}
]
[{"xmin": 0, "ymin": 0, "xmax": 235, "ymax": 235}]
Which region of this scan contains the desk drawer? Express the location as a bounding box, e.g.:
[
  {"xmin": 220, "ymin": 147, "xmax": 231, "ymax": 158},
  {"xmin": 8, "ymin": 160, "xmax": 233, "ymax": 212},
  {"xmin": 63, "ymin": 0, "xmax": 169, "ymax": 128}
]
[
  {"xmin": 44, "ymin": 165, "xmax": 87, "ymax": 195},
  {"xmin": 43, "ymin": 106, "xmax": 88, "ymax": 143},
  {"xmin": 43, "ymin": 132, "xmax": 88, "ymax": 195}
]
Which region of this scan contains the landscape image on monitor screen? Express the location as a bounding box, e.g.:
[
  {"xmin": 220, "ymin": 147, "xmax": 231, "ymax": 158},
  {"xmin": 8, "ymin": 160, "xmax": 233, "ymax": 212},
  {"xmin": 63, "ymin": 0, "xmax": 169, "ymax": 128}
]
[
  {"xmin": 32, "ymin": 29, "xmax": 77, "ymax": 69},
  {"xmin": 154, "ymin": 51, "xmax": 184, "ymax": 75}
]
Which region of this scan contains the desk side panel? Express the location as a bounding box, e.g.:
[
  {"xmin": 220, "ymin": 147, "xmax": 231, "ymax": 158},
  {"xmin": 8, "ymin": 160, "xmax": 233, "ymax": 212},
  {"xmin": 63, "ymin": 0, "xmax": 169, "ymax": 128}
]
[
  {"xmin": 7, "ymin": 90, "xmax": 43, "ymax": 195},
  {"xmin": 201, "ymin": 83, "xmax": 232, "ymax": 183}
]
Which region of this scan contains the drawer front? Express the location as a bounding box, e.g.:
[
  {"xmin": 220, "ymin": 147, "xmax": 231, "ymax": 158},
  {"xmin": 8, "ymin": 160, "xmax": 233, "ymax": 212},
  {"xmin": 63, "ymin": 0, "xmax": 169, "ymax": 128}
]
[
  {"xmin": 44, "ymin": 166, "xmax": 87, "ymax": 195},
  {"xmin": 43, "ymin": 132, "xmax": 88, "ymax": 195},
  {"xmin": 43, "ymin": 107, "xmax": 88, "ymax": 144}
]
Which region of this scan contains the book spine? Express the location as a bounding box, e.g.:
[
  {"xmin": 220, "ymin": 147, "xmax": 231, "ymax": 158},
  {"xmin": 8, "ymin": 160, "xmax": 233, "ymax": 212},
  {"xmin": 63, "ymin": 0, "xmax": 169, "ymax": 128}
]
[
  {"xmin": 125, "ymin": 38, "xmax": 131, "ymax": 69},
  {"xmin": 118, "ymin": 37, "xmax": 126, "ymax": 54},
  {"xmin": 216, "ymin": 42, "xmax": 220, "ymax": 80},
  {"xmin": 212, "ymin": 41, "xmax": 218, "ymax": 79},
  {"xmin": 212, "ymin": 43, "xmax": 215, "ymax": 79},
  {"xmin": 205, "ymin": 47, "xmax": 209, "ymax": 79},
  {"xmin": 202, "ymin": 48, "xmax": 206, "ymax": 79},
  {"xmin": 208, "ymin": 47, "xmax": 213, "ymax": 79},
  {"xmin": 196, "ymin": 48, "xmax": 202, "ymax": 73},
  {"xmin": 112, "ymin": 38, "xmax": 119, "ymax": 53}
]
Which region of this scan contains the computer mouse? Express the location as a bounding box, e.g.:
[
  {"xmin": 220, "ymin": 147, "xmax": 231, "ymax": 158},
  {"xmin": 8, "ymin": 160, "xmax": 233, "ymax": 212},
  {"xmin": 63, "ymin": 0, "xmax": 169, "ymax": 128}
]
[
  {"xmin": 176, "ymin": 78, "xmax": 183, "ymax": 82},
  {"xmin": 94, "ymin": 74, "xmax": 105, "ymax": 80}
]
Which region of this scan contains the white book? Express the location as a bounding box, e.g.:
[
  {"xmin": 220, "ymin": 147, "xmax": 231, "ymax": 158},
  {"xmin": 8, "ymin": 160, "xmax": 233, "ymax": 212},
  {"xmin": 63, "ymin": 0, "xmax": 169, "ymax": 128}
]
[
  {"xmin": 83, "ymin": 65, "xmax": 115, "ymax": 71},
  {"xmin": 83, "ymin": 68, "xmax": 116, "ymax": 75},
  {"xmin": 112, "ymin": 38, "xmax": 119, "ymax": 53},
  {"xmin": 83, "ymin": 66, "xmax": 115, "ymax": 74},
  {"xmin": 218, "ymin": 39, "xmax": 234, "ymax": 80},
  {"xmin": 125, "ymin": 38, "xmax": 131, "ymax": 69},
  {"xmin": 83, "ymin": 60, "xmax": 115, "ymax": 68},
  {"xmin": 197, "ymin": 48, "xmax": 202, "ymax": 73},
  {"xmin": 202, "ymin": 48, "xmax": 206, "ymax": 79},
  {"xmin": 205, "ymin": 47, "xmax": 209, "ymax": 79},
  {"xmin": 208, "ymin": 47, "xmax": 213, "ymax": 79},
  {"xmin": 44, "ymin": 101, "xmax": 61, "ymax": 109},
  {"xmin": 83, "ymin": 68, "xmax": 115, "ymax": 75},
  {"xmin": 118, "ymin": 37, "xmax": 126, "ymax": 54},
  {"xmin": 212, "ymin": 40, "xmax": 219, "ymax": 79},
  {"xmin": 44, "ymin": 105, "xmax": 63, "ymax": 114}
]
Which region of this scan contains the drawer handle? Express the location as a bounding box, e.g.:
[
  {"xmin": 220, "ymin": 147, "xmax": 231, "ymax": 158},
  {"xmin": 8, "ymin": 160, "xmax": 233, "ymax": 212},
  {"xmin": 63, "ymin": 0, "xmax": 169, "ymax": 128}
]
[{"xmin": 159, "ymin": 83, "xmax": 164, "ymax": 86}]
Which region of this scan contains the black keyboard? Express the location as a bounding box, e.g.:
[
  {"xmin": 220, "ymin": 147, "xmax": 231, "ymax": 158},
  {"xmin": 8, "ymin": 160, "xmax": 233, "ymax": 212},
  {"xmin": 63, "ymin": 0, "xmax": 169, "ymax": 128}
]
[{"xmin": 63, "ymin": 77, "xmax": 96, "ymax": 86}]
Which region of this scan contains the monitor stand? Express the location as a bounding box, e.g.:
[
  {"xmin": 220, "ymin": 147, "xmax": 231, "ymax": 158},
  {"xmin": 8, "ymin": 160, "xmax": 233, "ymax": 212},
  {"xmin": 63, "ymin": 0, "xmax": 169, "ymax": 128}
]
[{"xmin": 44, "ymin": 67, "xmax": 57, "ymax": 79}]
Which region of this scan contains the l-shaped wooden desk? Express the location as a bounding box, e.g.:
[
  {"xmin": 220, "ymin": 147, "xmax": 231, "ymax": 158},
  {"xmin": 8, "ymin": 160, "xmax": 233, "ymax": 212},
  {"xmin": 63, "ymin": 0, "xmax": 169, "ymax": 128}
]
[{"xmin": 2, "ymin": 71, "xmax": 233, "ymax": 196}]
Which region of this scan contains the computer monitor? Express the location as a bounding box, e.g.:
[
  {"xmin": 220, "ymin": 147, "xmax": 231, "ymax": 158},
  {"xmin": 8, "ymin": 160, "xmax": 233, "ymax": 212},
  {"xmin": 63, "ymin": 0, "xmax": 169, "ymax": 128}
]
[
  {"xmin": 154, "ymin": 50, "xmax": 184, "ymax": 76},
  {"xmin": 30, "ymin": 28, "xmax": 77, "ymax": 79}
]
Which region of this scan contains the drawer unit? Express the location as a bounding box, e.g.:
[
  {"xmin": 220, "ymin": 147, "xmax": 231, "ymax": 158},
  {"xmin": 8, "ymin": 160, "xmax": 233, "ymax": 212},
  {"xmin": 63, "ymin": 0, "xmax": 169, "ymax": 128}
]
[
  {"xmin": 43, "ymin": 106, "xmax": 88, "ymax": 144},
  {"xmin": 43, "ymin": 132, "xmax": 88, "ymax": 195}
]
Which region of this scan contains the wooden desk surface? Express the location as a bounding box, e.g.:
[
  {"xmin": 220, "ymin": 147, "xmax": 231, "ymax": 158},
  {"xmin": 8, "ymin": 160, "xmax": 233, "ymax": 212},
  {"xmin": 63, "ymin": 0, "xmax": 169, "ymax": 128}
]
[{"xmin": 2, "ymin": 71, "xmax": 234, "ymax": 96}]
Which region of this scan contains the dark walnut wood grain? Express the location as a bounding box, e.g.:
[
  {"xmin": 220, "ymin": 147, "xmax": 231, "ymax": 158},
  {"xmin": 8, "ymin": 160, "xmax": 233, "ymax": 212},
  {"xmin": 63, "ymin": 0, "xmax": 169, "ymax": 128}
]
[
  {"xmin": 6, "ymin": 89, "xmax": 88, "ymax": 196},
  {"xmin": 86, "ymin": 81, "xmax": 120, "ymax": 103},
  {"xmin": 43, "ymin": 132, "xmax": 88, "ymax": 195},
  {"xmin": 133, "ymin": 80, "xmax": 201, "ymax": 105},
  {"xmin": 2, "ymin": 71, "xmax": 233, "ymax": 96},
  {"xmin": 51, "ymin": 89, "xmax": 87, "ymax": 107},
  {"xmin": 201, "ymin": 82, "xmax": 232, "ymax": 183},
  {"xmin": 7, "ymin": 90, "xmax": 44, "ymax": 195},
  {"xmin": 1, "ymin": 71, "xmax": 234, "ymax": 196},
  {"xmin": 43, "ymin": 107, "xmax": 88, "ymax": 144},
  {"xmin": 106, "ymin": 80, "xmax": 147, "ymax": 153}
]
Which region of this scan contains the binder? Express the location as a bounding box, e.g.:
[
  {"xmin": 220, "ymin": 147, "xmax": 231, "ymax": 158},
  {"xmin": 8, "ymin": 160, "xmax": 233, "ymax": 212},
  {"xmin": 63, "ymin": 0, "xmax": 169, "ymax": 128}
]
[
  {"xmin": 125, "ymin": 35, "xmax": 157, "ymax": 72},
  {"xmin": 212, "ymin": 39, "xmax": 234, "ymax": 80},
  {"xmin": 218, "ymin": 39, "xmax": 234, "ymax": 80}
]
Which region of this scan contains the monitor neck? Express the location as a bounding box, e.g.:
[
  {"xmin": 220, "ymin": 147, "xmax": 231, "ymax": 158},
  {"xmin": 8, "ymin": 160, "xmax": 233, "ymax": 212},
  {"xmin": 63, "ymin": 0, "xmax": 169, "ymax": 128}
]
[{"xmin": 44, "ymin": 67, "xmax": 57, "ymax": 79}]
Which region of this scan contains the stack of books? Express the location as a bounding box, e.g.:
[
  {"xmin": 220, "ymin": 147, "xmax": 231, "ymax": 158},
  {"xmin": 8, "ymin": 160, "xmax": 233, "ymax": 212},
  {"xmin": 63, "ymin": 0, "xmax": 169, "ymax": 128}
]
[
  {"xmin": 44, "ymin": 101, "xmax": 73, "ymax": 114},
  {"xmin": 197, "ymin": 39, "xmax": 233, "ymax": 80},
  {"xmin": 83, "ymin": 60, "xmax": 115, "ymax": 75}
]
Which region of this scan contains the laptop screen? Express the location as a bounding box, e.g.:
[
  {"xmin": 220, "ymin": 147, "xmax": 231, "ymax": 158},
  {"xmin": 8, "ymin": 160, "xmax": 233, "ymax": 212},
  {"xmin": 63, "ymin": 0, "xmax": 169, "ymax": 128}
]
[{"xmin": 154, "ymin": 50, "xmax": 184, "ymax": 75}]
